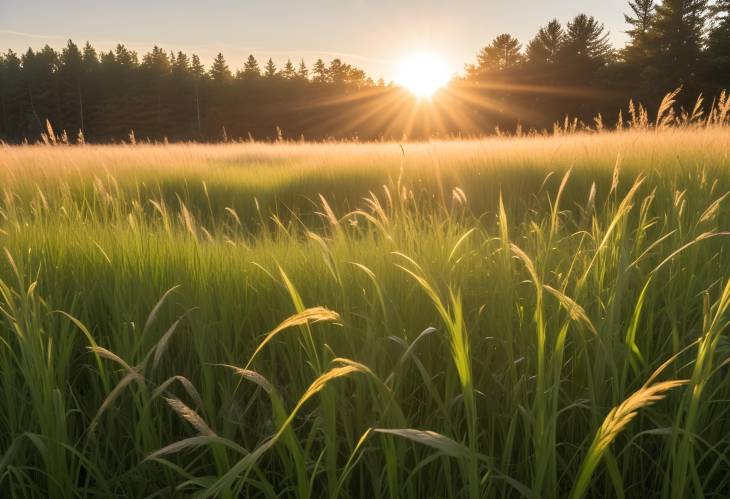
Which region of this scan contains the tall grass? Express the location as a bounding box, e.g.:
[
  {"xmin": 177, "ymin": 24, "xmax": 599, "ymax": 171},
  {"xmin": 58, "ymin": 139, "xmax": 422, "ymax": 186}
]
[{"xmin": 1, "ymin": 97, "xmax": 729, "ymax": 497}]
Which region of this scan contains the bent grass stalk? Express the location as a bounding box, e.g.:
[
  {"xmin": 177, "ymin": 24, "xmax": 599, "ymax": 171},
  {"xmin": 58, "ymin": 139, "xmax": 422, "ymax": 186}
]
[{"xmin": 0, "ymin": 115, "xmax": 729, "ymax": 497}]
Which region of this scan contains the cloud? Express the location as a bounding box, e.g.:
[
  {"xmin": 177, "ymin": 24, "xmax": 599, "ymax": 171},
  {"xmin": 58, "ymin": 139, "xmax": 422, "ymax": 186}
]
[
  {"xmin": 0, "ymin": 28, "xmax": 68, "ymax": 41},
  {"xmin": 0, "ymin": 28, "xmax": 392, "ymax": 64}
]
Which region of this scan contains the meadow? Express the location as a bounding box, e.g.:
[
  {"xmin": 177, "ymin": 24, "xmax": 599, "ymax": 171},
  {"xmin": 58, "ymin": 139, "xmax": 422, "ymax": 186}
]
[{"xmin": 1, "ymin": 100, "xmax": 730, "ymax": 497}]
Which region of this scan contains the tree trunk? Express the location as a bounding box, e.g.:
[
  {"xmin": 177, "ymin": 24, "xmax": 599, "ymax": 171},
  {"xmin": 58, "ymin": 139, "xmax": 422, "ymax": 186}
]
[{"xmin": 78, "ymin": 76, "xmax": 84, "ymax": 135}]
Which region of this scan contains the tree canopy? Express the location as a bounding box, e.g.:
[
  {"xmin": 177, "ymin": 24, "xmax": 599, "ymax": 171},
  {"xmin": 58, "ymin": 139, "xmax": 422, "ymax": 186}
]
[{"xmin": 0, "ymin": 1, "xmax": 728, "ymax": 143}]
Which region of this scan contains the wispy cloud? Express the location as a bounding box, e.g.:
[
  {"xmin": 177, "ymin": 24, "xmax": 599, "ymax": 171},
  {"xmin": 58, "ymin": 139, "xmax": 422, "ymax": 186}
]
[
  {"xmin": 0, "ymin": 28, "xmax": 68, "ymax": 41},
  {"xmin": 0, "ymin": 28, "xmax": 396, "ymax": 79},
  {"xmin": 0, "ymin": 28, "xmax": 393, "ymax": 64}
]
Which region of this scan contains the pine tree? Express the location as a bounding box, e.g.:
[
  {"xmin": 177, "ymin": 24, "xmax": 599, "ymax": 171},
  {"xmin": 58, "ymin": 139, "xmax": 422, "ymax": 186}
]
[
  {"xmin": 706, "ymin": 0, "xmax": 730, "ymax": 87},
  {"xmin": 209, "ymin": 53, "xmax": 232, "ymax": 83},
  {"xmin": 82, "ymin": 42, "xmax": 99, "ymax": 69},
  {"xmin": 0, "ymin": 28, "xmax": 722, "ymax": 143},
  {"xmin": 625, "ymin": 0, "xmax": 655, "ymax": 39},
  {"xmin": 297, "ymin": 59, "xmax": 309, "ymax": 80},
  {"xmin": 281, "ymin": 59, "xmax": 296, "ymax": 79},
  {"xmin": 59, "ymin": 40, "xmax": 85, "ymax": 135},
  {"xmin": 264, "ymin": 58, "xmax": 277, "ymax": 78},
  {"xmin": 77, "ymin": 43, "xmax": 100, "ymax": 141},
  {"xmin": 0, "ymin": 53, "xmax": 7, "ymax": 138},
  {"xmin": 172, "ymin": 51, "xmax": 190, "ymax": 79},
  {"xmin": 114, "ymin": 44, "xmax": 138, "ymax": 67},
  {"xmin": 60, "ymin": 41, "xmax": 83, "ymax": 80},
  {"xmin": 99, "ymin": 50, "xmax": 115, "ymax": 67},
  {"xmin": 348, "ymin": 67, "xmax": 369, "ymax": 87},
  {"xmin": 169, "ymin": 51, "xmax": 193, "ymax": 138},
  {"xmin": 647, "ymin": 0, "xmax": 708, "ymax": 88},
  {"xmin": 313, "ymin": 58, "xmax": 327, "ymax": 83},
  {"xmin": 111, "ymin": 44, "xmax": 138, "ymax": 103},
  {"xmin": 526, "ymin": 20, "xmax": 563, "ymax": 65},
  {"xmin": 468, "ymin": 34, "xmax": 522, "ymax": 79},
  {"xmin": 624, "ymin": 0, "xmax": 655, "ymax": 62},
  {"xmin": 139, "ymin": 47, "xmax": 172, "ymax": 138},
  {"xmin": 190, "ymin": 54, "xmax": 205, "ymax": 137},
  {"xmin": 190, "ymin": 54, "xmax": 205, "ymax": 79},
  {"xmin": 142, "ymin": 46, "xmax": 171, "ymax": 74},
  {"xmin": 560, "ymin": 14, "xmax": 612, "ymax": 82},
  {"xmin": 240, "ymin": 54, "xmax": 260, "ymax": 79},
  {"xmin": 0, "ymin": 50, "xmax": 23, "ymax": 140},
  {"xmin": 327, "ymin": 58, "xmax": 349, "ymax": 84},
  {"xmin": 22, "ymin": 46, "xmax": 60, "ymax": 135}
]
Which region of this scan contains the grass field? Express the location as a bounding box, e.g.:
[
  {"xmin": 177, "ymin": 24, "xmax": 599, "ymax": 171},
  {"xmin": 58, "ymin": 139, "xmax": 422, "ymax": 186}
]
[{"xmin": 1, "ymin": 121, "xmax": 730, "ymax": 497}]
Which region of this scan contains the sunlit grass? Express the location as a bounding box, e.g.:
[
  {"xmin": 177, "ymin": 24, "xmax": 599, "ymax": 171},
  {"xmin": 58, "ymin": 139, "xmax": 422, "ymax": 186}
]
[{"xmin": 0, "ymin": 122, "xmax": 729, "ymax": 497}]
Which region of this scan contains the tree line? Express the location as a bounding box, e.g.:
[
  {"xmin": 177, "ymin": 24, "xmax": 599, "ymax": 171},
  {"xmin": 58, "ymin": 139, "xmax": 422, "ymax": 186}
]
[
  {"xmin": 0, "ymin": 0, "xmax": 728, "ymax": 143},
  {"xmin": 455, "ymin": 0, "xmax": 729, "ymax": 132}
]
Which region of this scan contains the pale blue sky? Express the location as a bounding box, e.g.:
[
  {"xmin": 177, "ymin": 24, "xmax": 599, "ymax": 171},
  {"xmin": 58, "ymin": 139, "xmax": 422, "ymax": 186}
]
[{"xmin": 0, "ymin": 0, "xmax": 629, "ymax": 80}]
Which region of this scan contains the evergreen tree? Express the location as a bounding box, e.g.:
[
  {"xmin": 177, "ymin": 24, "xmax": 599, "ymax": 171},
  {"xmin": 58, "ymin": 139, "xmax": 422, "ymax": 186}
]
[
  {"xmin": 111, "ymin": 44, "xmax": 138, "ymax": 97},
  {"xmin": 139, "ymin": 47, "xmax": 173, "ymax": 138},
  {"xmin": 0, "ymin": 52, "xmax": 8, "ymax": 137},
  {"xmin": 99, "ymin": 50, "xmax": 115, "ymax": 67},
  {"xmin": 706, "ymin": 0, "xmax": 730, "ymax": 88},
  {"xmin": 209, "ymin": 53, "xmax": 232, "ymax": 83},
  {"xmin": 0, "ymin": 50, "xmax": 23, "ymax": 140},
  {"xmin": 526, "ymin": 19, "xmax": 563, "ymax": 65},
  {"xmin": 190, "ymin": 54, "xmax": 205, "ymax": 79},
  {"xmin": 142, "ymin": 46, "xmax": 171, "ymax": 74},
  {"xmin": 59, "ymin": 41, "xmax": 83, "ymax": 87},
  {"xmin": 241, "ymin": 54, "xmax": 260, "ymax": 79},
  {"xmin": 646, "ymin": 0, "xmax": 708, "ymax": 88},
  {"xmin": 623, "ymin": 0, "xmax": 655, "ymax": 64},
  {"xmin": 297, "ymin": 59, "xmax": 309, "ymax": 80},
  {"xmin": 114, "ymin": 44, "xmax": 138, "ymax": 67},
  {"xmin": 0, "ymin": 29, "xmax": 723, "ymax": 143},
  {"xmin": 190, "ymin": 54, "xmax": 205, "ymax": 136},
  {"xmin": 281, "ymin": 59, "xmax": 296, "ymax": 79},
  {"xmin": 59, "ymin": 40, "xmax": 85, "ymax": 135},
  {"xmin": 560, "ymin": 14, "xmax": 612, "ymax": 83},
  {"xmin": 264, "ymin": 58, "xmax": 277, "ymax": 78},
  {"xmin": 327, "ymin": 58, "xmax": 349, "ymax": 84},
  {"xmin": 22, "ymin": 46, "xmax": 60, "ymax": 135},
  {"xmin": 82, "ymin": 42, "xmax": 99, "ymax": 70},
  {"xmin": 348, "ymin": 67, "xmax": 369, "ymax": 87},
  {"xmin": 172, "ymin": 51, "xmax": 190, "ymax": 79},
  {"xmin": 469, "ymin": 34, "xmax": 523, "ymax": 76},
  {"xmin": 313, "ymin": 58, "xmax": 327, "ymax": 83},
  {"xmin": 77, "ymin": 43, "xmax": 101, "ymax": 140},
  {"xmin": 169, "ymin": 51, "xmax": 197, "ymax": 139}
]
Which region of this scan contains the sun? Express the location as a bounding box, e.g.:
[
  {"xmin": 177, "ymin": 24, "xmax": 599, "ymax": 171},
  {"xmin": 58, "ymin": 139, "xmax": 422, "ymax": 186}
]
[{"xmin": 396, "ymin": 53, "xmax": 451, "ymax": 99}]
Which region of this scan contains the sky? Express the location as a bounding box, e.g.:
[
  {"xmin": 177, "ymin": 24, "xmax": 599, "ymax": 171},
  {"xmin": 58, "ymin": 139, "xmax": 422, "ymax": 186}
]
[{"xmin": 0, "ymin": 0, "xmax": 629, "ymax": 81}]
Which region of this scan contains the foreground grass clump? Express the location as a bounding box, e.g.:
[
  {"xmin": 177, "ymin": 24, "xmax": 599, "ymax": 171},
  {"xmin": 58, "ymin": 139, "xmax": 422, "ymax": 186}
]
[{"xmin": 1, "ymin": 127, "xmax": 730, "ymax": 498}]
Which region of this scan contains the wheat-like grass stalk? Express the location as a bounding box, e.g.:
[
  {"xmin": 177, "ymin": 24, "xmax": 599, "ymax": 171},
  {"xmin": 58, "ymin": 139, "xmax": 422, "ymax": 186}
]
[
  {"xmin": 570, "ymin": 378, "xmax": 689, "ymax": 498},
  {"xmin": 543, "ymin": 285, "xmax": 598, "ymax": 335},
  {"xmin": 656, "ymin": 87, "xmax": 682, "ymax": 129},
  {"xmin": 318, "ymin": 194, "xmax": 340, "ymax": 228},
  {"xmin": 221, "ymin": 364, "xmax": 274, "ymax": 394},
  {"xmin": 245, "ymin": 306, "xmax": 341, "ymax": 369},
  {"xmin": 165, "ymin": 396, "xmax": 216, "ymax": 436},
  {"xmin": 1, "ymin": 122, "xmax": 729, "ymax": 497},
  {"xmin": 87, "ymin": 345, "xmax": 137, "ymax": 374},
  {"xmin": 152, "ymin": 375, "xmax": 204, "ymax": 408}
]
